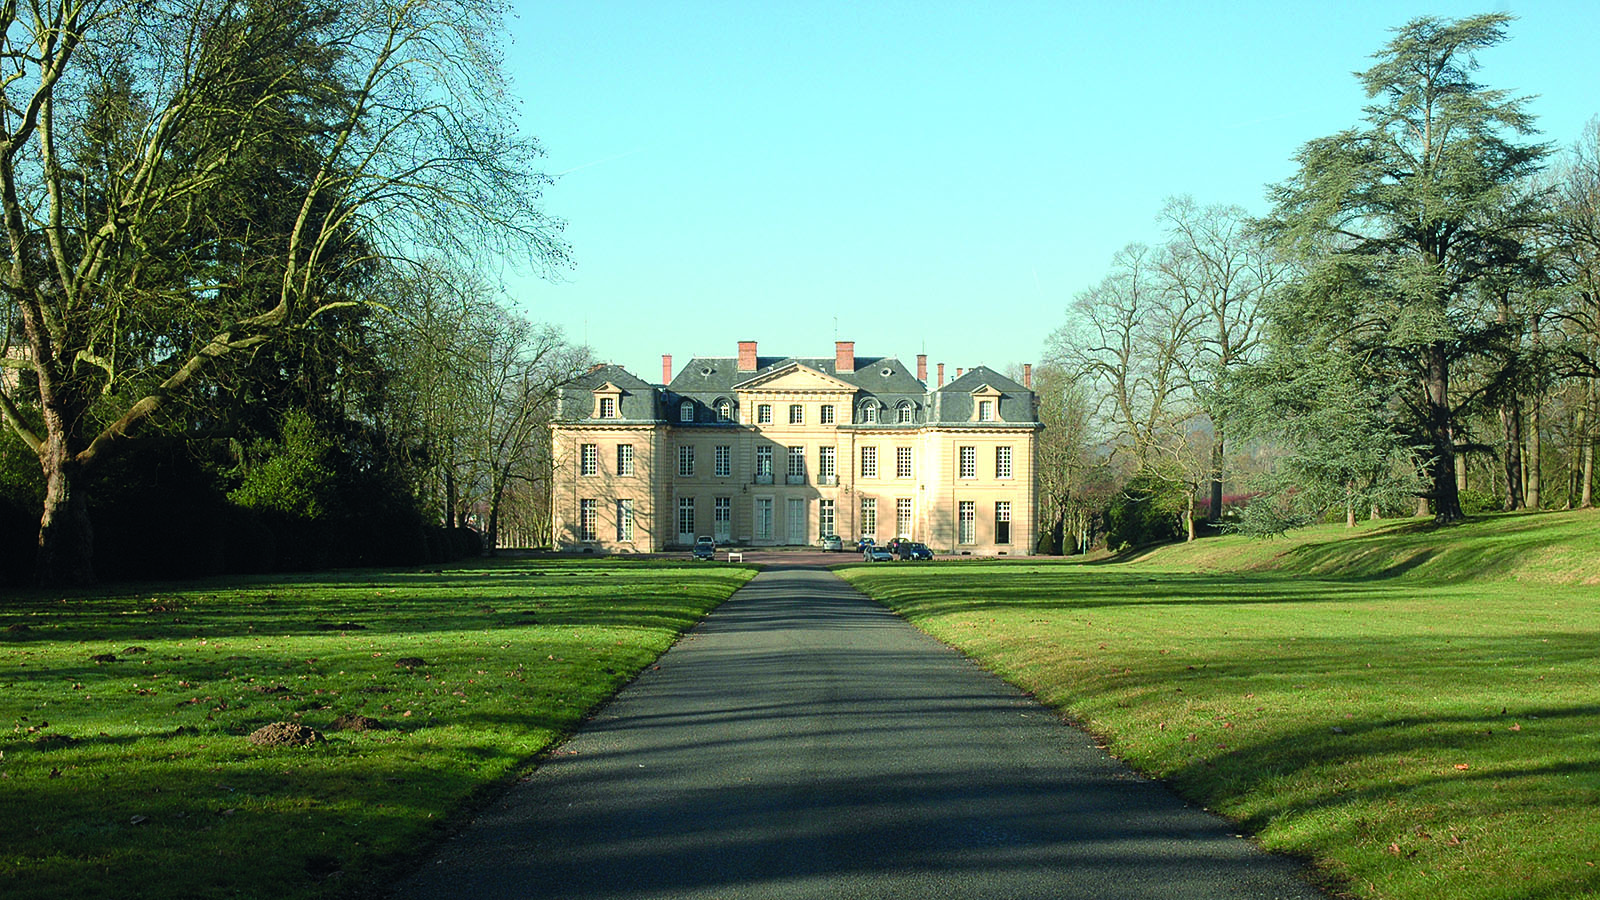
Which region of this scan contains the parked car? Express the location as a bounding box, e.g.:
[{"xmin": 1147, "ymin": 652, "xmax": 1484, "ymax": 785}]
[
  {"xmin": 895, "ymin": 542, "xmax": 933, "ymax": 561},
  {"xmin": 857, "ymin": 536, "xmax": 876, "ymax": 553},
  {"xmin": 885, "ymin": 537, "xmax": 909, "ymax": 555},
  {"xmin": 692, "ymin": 536, "xmax": 716, "ymax": 560},
  {"xmin": 863, "ymin": 544, "xmax": 893, "ymax": 563},
  {"xmin": 821, "ymin": 534, "xmax": 844, "ymax": 552}
]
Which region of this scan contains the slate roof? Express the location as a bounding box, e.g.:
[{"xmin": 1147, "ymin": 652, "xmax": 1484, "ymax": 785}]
[
  {"xmin": 930, "ymin": 365, "xmax": 1037, "ymax": 426},
  {"xmin": 553, "ymin": 364, "xmax": 663, "ymax": 423}
]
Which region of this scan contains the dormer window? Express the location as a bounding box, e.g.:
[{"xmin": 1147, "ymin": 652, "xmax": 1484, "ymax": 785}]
[
  {"xmin": 679, "ymin": 400, "xmax": 695, "ymax": 423},
  {"xmin": 715, "ymin": 398, "xmax": 733, "ymax": 422},
  {"xmin": 978, "ymin": 399, "xmax": 994, "ymax": 422},
  {"xmin": 897, "ymin": 401, "xmax": 914, "ymax": 424},
  {"xmin": 599, "ymin": 397, "xmax": 617, "ymax": 419},
  {"xmin": 860, "ymin": 402, "xmax": 878, "ymax": 424}
]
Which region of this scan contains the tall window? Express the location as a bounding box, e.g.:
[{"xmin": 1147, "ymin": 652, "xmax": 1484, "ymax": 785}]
[
  {"xmin": 579, "ymin": 499, "xmax": 597, "ymax": 541},
  {"xmin": 996, "ymin": 446, "xmax": 1013, "ymax": 479},
  {"xmin": 757, "ymin": 403, "xmax": 773, "ymax": 424},
  {"xmin": 820, "ymin": 405, "xmax": 835, "ymax": 425},
  {"xmin": 860, "ymin": 403, "xmax": 878, "ymax": 424},
  {"xmin": 959, "ymin": 445, "xmax": 976, "ymax": 479},
  {"xmin": 580, "ymin": 443, "xmax": 598, "ymax": 476},
  {"xmin": 617, "ymin": 499, "xmax": 634, "ymax": 541},
  {"xmin": 678, "ymin": 498, "xmax": 695, "ymax": 537},
  {"xmin": 755, "ymin": 498, "xmax": 773, "ymax": 539},
  {"xmin": 860, "ymin": 446, "xmax": 877, "ymax": 478},
  {"xmin": 958, "ymin": 501, "xmax": 975, "ymax": 544},
  {"xmin": 598, "ymin": 396, "xmax": 617, "ymax": 419},
  {"xmin": 714, "ymin": 497, "xmax": 731, "ymax": 538},
  {"xmin": 895, "ymin": 446, "xmax": 912, "ymax": 478},
  {"xmin": 995, "ymin": 501, "xmax": 1012, "ymax": 544},
  {"xmin": 819, "ymin": 499, "xmax": 835, "ymax": 538},
  {"xmin": 789, "ymin": 404, "xmax": 804, "ymax": 424},
  {"xmin": 897, "ymin": 401, "xmax": 914, "ymax": 424},
  {"xmin": 819, "ymin": 446, "xmax": 836, "ymax": 481},
  {"xmin": 756, "ymin": 445, "xmax": 773, "ymax": 476},
  {"xmin": 896, "ymin": 498, "xmax": 912, "ymax": 537},
  {"xmin": 617, "ymin": 444, "xmax": 634, "ymax": 476},
  {"xmin": 679, "ymin": 445, "xmax": 694, "ymax": 477},
  {"xmin": 716, "ymin": 399, "xmax": 732, "ymax": 422},
  {"xmin": 679, "ymin": 400, "xmax": 695, "ymax": 423},
  {"xmin": 788, "ymin": 446, "xmax": 806, "ymax": 479},
  {"xmin": 860, "ymin": 498, "xmax": 877, "ymax": 538},
  {"xmin": 978, "ymin": 399, "xmax": 995, "ymax": 421},
  {"xmin": 715, "ymin": 445, "xmax": 732, "ymax": 477}
]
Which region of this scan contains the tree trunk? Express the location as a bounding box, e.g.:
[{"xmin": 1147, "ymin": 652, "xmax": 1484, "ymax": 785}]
[
  {"xmin": 36, "ymin": 436, "xmax": 96, "ymax": 586},
  {"xmin": 1209, "ymin": 431, "xmax": 1224, "ymax": 523},
  {"xmin": 1526, "ymin": 392, "xmax": 1542, "ymax": 510},
  {"xmin": 1424, "ymin": 344, "xmax": 1463, "ymax": 523},
  {"xmin": 1583, "ymin": 382, "xmax": 1596, "ymax": 508},
  {"xmin": 1370, "ymin": 503, "xmax": 1382, "ymax": 521},
  {"xmin": 1501, "ymin": 396, "xmax": 1524, "ymax": 510},
  {"xmin": 1184, "ymin": 492, "xmax": 1196, "ymax": 542}
]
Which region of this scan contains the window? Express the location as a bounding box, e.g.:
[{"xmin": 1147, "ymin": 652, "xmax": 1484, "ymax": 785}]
[
  {"xmin": 755, "ymin": 498, "xmax": 773, "ymax": 539},
  {"xmin": 714, "ymin": 497, "xmax": 731, "ymax": 539},
  {"xmin": 860, "ymin": 402, "xmax": 878, "ymax": 424},
  {"xmin": 679, "ymin": 400, "xmax": 695, "ymax": 423},
  {"xmin": 978, "ymin": 399, "xmax": 995, "ymax": 422},
  {"xmin": 788, "ymin": 446, "xmax": 806, "ymax": 479},
  {"xmin": 755, "ymin": 445, "xmax": 773, "ymax": 476},
  {"xmin": 959, "ymin": 445, "xmax": 976, "ymax": 479},
  {"xmin": 819, "ymin": 446, "xmax": 836, "ymax": 481},
  {"xmin": 716, "ymin": 399, "xmax": 732, "ymax": 422},
  {"xmin": 896, "ymin": 498, "xmax": 912, "ymax": 537},
  {"xmin": 598, "ymin": 396, "xmax": 617, "ymax": 419},
  {"xmin": 897, "ymin": 401, "xmax": 914, "ymax": 424},
  {"xmin": 996, "ymin": 446, "xmax": 1013, "ymax": 479},
  {"xmin": 860, "ymin": 497, "xmax": 877, "ymax": 538},
  {"xmin": 819, "ymin": 499, "xmax": 835, "ymax": 538},
  {"xmin": 617, "ymin": 499, "xmax": 634, "ymax": 541},
  {"xmin": 580, "ymin": 443, "xmax": 598, "ymax": 476},
  {"xmin": 996, "ymin": 501, "xmax": 1012, "ymax": 544},
  {"xmin": 895, "ymin": 446, "xmax": 912, "ymax": 478},
  {"xmin": 789, "ymin": 404, "xmax": 804, "ymax": 425},
  {"xmin": 820, "ymin": 405, "xmax": 835, "ymax": 425},
  {"xmin": 617, "ymin": 444, "xmax": 634, "ymax": 476},
  {"xmin": 715, "ymin": 445, "xmax": 731, "ymax": 477},
  {"xmin": 757, "ymin": 403, "xmax": 773, "ymax": 424},
  {"xmin": 678, "ymin": 497, "xmax": 695, "ymax": 537},
  {"xmin": 860, "ymin": 446, "xmax": 877, "ymax": 478},
  {"xmin": 579, "ymin": 499, "xmax": 597, "ymax": 541},
  {"xmin": 958, "ymin": 501, "xmax": 975, "ymax": 544},
  {"xmin": 679, "ymin": 445, "xmax": 694, "ymax": 477}
]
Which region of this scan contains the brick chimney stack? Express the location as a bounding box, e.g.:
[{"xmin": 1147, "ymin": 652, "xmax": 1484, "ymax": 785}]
[
  {"xmin": 937, "ymin": 363, "xmax": 945, "ymax": 386},
  {"xmin": 835, "ymin": 341, "xmax": 855, "ymax": 374},
  {"xmin": 957, "ymin": 368, "xmax": 964, "ymax": 379},
  {"xmin": 1023, "ymin": 363, "xmax": 1033, "ymax": 388},
  {"xmin": 916, "ymin": 354, "xmax": 927, "ymax": 382},
  {"xmin": 662, "ymin": 354, "xmax": 673, "ymax": 384},
  {"xmin": 737, "ymin": 341, "xmax": 758, "ymax": 372}
]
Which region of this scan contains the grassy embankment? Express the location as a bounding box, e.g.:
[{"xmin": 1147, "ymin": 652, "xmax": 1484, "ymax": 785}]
[
  {"xmin": 0, "ymin": 558, "xmax": 754, "ymax": 900},
  {"xmin": 843, "ymin": 510, "xmax": 1600, "ymax": 900}
]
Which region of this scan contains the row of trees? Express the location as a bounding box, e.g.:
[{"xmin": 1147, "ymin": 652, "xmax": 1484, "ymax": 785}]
[
  {"xmin": 1039, "ymin": 14, "xmax": 1600, "ymax": 549},
  {"xmin": 0, "ymin": 0, "xmax": 583, "ymax": 586}
]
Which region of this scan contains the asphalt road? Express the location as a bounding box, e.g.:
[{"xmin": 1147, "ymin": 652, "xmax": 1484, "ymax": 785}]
[{"xmin": 391, "ymin": 564, "xmax": 1326, "ymax": 900}]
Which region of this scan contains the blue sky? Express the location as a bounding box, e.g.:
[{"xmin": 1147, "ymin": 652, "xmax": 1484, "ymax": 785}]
[{"xmin": 498, "ymin": 1, "xmax": 1599, "ymax": 382}]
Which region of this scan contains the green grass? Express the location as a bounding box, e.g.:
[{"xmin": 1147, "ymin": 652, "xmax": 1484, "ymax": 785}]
[
  {"xmin": 0, "ymin": 557, "xmax": 755, "ymax": 900},
  {"xmin": 842, "ymin": 509, "xmax": 1600, "ymax": 900}
]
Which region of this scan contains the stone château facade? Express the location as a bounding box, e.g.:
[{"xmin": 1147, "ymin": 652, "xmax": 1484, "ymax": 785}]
[{"xmin": 550, "ymin": 341, "xmax": 1040, "ymax": 555}]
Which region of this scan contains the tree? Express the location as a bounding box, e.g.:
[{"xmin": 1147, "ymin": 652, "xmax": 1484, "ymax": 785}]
[
  {"xmin": 1262, "ymin": 13, "xmax": 1548, "ymax": 524},
  {"xmin": 1027, "ymin": 362, "xmax": 1102, "ymax": 554},
  {"xmin": 0, "ymin": 0, "xmax": 565, "ymax": 584},
  {"xmin": 1548, "ymin": 118, "xmax": 1600, "ymax": 507}
]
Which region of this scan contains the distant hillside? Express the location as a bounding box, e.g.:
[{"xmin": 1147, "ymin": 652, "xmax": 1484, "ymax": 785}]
[{"xmin": 1117, "ymin": 508, "xmax": 1600, "ymax": 585}]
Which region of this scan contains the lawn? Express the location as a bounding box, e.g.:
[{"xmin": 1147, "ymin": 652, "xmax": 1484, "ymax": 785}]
[
  {"xmin": 842, "ymin": 510, "xmax": 1600, "ymax": 900},
  {"xmin": 0, "ymin": 557, "xmax": 755, "ymax": 900}
]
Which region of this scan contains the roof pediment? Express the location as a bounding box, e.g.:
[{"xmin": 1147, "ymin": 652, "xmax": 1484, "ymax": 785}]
[
  {"xmin": 593, "ymin": 381, "xmax": 626, "ymax": 394},
  {"xmin": 733, "ymin": 363, "xmax": 858, "ymax": 393}
]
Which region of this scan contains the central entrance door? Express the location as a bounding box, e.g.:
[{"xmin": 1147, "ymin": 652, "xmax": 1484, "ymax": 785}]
[{"xmin": 787, "ymin": 498, "xmax": 806, "ymax": 546}]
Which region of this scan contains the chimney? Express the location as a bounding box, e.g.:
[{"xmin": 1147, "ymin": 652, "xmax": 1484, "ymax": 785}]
[
  {"xmin": 1023, "ymin": 363, "xmax": 1033, "ymax": 388},
  {"xmin": 916, "ymin": 354, "xmax": 927, "ymax": 382},
  {"xmin": 737, "ymin": 340, "xmax": 757, "ymax": 372},
  {"xmin": 957, "ymin": 368, "xmax": 964, "ymax": 379},
  {"xmin": 937, "ymin": 363, "xmax": 945, "ymax": 387},
  {"xmin": 662, "ymin": 354, "xmax": 673, "ymax": 384},
  {"xmin": 835, "ymin": 341, "xmax": 855, "ymax": 374}
]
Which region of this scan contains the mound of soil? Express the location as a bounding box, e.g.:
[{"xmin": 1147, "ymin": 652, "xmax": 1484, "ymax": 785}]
[
  {"xmin": 393, "ymin": 657, "xmax": 426, "ymax": 668},
  {"xmin": 247, "ymin": 722, "xmax": 324, "ymax": 747},
  {"xmin": 331, "ymin": 714, "xmax": 384, "ymax": 732}
]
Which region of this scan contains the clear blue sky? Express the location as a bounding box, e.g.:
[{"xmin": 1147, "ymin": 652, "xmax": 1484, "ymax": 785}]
[{"xmin": 498, "ymin": 1, "xmax": 1599, "ymax": 382}]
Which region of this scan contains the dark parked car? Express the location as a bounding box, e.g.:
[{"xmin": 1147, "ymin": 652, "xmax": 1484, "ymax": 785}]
[
  {"xmin": 692, "ymin": 536, "xmax": 716, "ymax": 560},
  {"xmin": 895, "ymin": 542, "xmax": 933, "ymax": 561},
  {"xmin": 862, "ymin": 544, "xmax": 893, "ymax": 562}
]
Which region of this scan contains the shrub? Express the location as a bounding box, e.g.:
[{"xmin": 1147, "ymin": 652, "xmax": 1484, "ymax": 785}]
[{"xmin": 1103, "ymin": 474, "xmax": 1188, "ymax": 551}]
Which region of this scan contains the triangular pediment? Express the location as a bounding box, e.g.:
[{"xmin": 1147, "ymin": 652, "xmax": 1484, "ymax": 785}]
[
  {"xmin": 970, "ymin": 383, "xmax": 1002, "ymax": 398},
  {"xmin": 592, "ymin": 381, "xmax": 625, "ymax": 395},
  {"xmin": 733, "ymin": 363, "xmax": 856, "ymax": 393}
]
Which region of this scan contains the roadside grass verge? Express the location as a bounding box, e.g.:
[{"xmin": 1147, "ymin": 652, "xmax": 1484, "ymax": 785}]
[
  {"xmin": 0, "ymin": 557, "xmax": 754, "ymax": 900},
  {"xmin": 843, "ymin": 509, "xmax": 1600, "ymax": 900}
]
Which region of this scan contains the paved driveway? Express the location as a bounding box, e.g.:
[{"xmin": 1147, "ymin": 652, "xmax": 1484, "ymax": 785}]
[{"xmin": 392, "ymin": 566, "xmax": 1325, "ymax": 900}]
